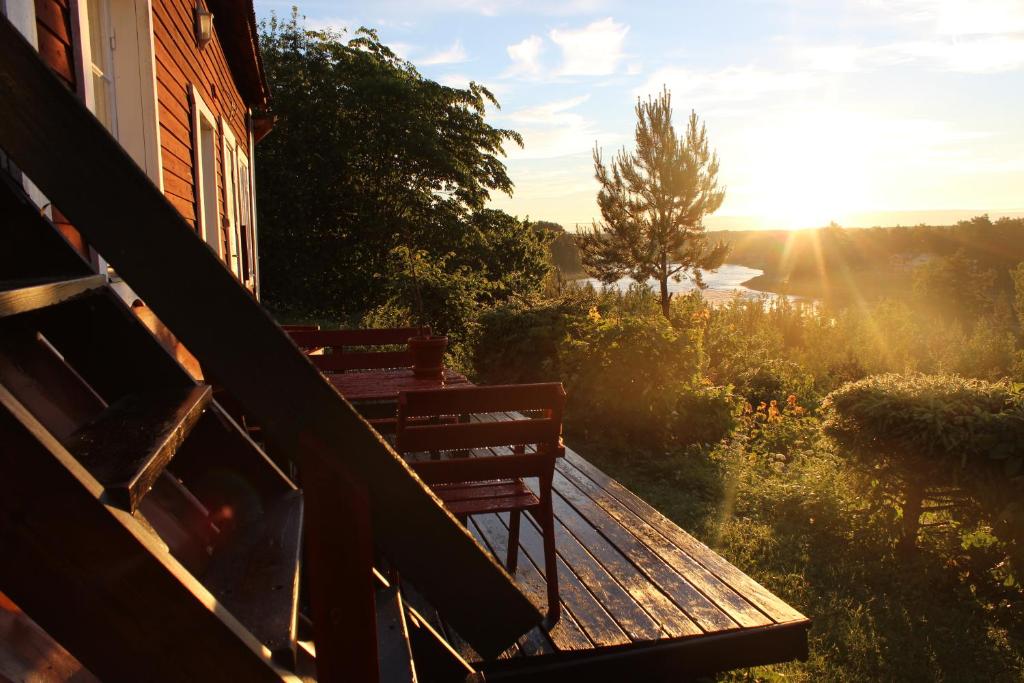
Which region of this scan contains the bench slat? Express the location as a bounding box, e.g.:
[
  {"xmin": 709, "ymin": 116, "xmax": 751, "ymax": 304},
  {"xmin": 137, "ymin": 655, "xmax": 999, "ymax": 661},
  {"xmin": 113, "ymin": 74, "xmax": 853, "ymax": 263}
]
[
  {"xmin": 398, "ymin": 419, "xmax": 559, "ymax": 454},
  {"xmin": 400, "ymin": 383, "xmax": 565, "ymax": 418}
]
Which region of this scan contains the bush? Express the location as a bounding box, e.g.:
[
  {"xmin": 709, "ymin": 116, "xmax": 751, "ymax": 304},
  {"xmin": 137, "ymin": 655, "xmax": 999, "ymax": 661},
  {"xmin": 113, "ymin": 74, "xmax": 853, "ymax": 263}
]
[
  {"xmin": 559, "ymin": 312, "xmax": 703, "ymax": 447},
  {"xmin": 736, "ymin": 358, "xmax": 816, "ymax": 407},
  {"xmin": 471, "ymin": 293, "xmax": 593, "ymax": 385},
  {"xmin": 674, "ymin": 384, "xmax": 738, "ymax": 447},
  {"xmin": 821, "ymin": 373, "xmax": 1024, "ymax": 554}
]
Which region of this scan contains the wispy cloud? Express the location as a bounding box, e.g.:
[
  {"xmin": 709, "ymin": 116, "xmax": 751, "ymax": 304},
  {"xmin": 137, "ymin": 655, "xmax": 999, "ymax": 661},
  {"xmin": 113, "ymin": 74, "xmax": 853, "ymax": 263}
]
[
  {"xmin": 550, "ymin": 18, "xmax": 629, "ymax": 76},
  {"xmin": 506, "ymin": 35, "xmax": 545, "ymax": 77},
  {"xmin": 497, "ymin": 95, "xmax": 621, "ymax": 160},
  {"xmin": 635, "ymin": 65, "xmax": 817, "ymax": 104},
  {"xmin": 421, "ymin": 39, "xmax": 468, "ymax": 65},
  {"xmin": 793, "ymin": 36, "xmax": 1024, "ymax": 74}
]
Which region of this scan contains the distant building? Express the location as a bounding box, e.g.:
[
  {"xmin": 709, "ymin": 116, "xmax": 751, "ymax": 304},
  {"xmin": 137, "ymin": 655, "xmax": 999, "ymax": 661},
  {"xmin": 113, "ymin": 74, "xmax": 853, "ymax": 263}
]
[{"xmin": 890, "ymin": 252, "xmax": 933, "ymax": 272}]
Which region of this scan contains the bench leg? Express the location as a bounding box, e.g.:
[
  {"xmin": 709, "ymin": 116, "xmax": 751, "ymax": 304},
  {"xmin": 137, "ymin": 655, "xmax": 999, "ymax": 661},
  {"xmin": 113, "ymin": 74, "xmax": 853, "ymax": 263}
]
[{"xmin": 506, "ymin": 509, "xmax": 521, "ymax": 574}]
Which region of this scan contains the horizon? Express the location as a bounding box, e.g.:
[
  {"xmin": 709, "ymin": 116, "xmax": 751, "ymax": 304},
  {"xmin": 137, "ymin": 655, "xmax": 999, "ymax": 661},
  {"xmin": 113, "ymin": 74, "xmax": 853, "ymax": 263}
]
[{"xmin": 253, "ymin": 0, "xmax": 1024, "ymax": 231}]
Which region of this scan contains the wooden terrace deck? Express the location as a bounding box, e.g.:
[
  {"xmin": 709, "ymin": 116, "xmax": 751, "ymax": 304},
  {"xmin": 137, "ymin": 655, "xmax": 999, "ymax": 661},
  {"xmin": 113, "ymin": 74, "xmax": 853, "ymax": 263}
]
[{"xmin": 404, "ymin": 412, "xmax": 810, "ymax": 681}]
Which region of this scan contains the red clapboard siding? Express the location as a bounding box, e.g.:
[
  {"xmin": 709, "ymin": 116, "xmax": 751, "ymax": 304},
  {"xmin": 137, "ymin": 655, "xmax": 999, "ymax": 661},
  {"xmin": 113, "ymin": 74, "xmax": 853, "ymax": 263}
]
[
  {"xmin": 35, "ymin": 0, "xmax": 89, "ymax": 257},
  {"xmin": 34, "ymin": 0, "xmax": 75, "ymax": 89},
  {"xmin": 151, "ymin": 0, "xmax": 251, "ymax": 244}
]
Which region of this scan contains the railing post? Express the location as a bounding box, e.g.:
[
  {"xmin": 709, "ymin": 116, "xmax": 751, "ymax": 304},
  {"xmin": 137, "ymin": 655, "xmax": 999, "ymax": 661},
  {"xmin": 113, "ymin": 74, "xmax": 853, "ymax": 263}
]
[{"xmin": 302, "ymin": 462, "xmax": 379, "ymax": 682}]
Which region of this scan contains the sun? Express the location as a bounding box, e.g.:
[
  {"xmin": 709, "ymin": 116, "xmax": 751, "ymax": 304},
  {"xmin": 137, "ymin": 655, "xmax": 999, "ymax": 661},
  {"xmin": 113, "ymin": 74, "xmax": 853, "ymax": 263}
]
[{"xmin": 746, "ymin": 109, "xmax": 871, "ymax": 229}]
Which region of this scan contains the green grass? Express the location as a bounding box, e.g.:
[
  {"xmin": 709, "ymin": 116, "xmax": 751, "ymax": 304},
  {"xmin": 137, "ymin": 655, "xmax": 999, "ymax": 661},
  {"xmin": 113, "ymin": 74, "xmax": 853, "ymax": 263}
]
[{"xmin": 575, "ymin": 427, "xmax": 1024, "ymax": 682}]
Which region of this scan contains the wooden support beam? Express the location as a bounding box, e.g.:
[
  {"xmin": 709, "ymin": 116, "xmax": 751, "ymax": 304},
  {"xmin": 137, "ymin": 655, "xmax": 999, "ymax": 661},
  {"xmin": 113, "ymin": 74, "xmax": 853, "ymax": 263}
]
[
  {"xmin": 0, "ymin": 17, "xmax": 540, "ymax": 658},
  {"xmin": 302, "ymin": 469, "xmax": 379, "ymax": 682}
]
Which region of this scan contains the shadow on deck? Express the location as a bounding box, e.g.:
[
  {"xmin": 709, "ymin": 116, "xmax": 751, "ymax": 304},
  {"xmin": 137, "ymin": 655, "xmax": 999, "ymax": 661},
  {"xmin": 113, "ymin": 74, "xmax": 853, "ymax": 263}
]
[{"xmin": 404, "ymin": 412, "xmax": 810, "ymax": 681}]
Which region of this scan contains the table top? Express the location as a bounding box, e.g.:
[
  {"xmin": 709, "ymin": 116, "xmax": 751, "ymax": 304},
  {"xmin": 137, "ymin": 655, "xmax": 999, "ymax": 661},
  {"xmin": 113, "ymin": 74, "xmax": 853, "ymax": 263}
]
[{"xmin": 327, "ymin": 367, "xmax": 470, "ymax": 402}]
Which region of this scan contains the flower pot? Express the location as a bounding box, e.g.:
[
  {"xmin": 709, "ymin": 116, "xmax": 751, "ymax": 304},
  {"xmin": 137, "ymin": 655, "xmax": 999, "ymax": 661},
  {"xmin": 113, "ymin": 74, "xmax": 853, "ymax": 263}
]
[{"xmin": 408, "ymin": 335, "xmax": 448, "ymax": 379}]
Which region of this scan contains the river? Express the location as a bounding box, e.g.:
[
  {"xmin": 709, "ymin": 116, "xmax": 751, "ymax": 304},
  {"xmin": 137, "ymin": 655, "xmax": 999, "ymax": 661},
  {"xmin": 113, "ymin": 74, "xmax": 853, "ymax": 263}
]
[{"xmin": 577, "ymin": 264, "xmax": 800, "ymax": 304}]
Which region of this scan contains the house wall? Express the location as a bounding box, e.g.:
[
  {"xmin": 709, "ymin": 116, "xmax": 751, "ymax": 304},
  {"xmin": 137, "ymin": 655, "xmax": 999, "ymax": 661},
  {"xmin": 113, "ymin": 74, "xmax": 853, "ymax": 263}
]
[
  {"xmin": 151, "ymin": 0, "xmax": 248, "ymax": 256},
  {"xmin": 4, "ymin": 0, "xmax": 259, "ymax": 286},
  {"xmin": 34, "ymin": 0, "xmax": 76, "ymax": 89},
  {"xmin": 32, "ymin": 0, "xmax": 88, "ymax": 256}
]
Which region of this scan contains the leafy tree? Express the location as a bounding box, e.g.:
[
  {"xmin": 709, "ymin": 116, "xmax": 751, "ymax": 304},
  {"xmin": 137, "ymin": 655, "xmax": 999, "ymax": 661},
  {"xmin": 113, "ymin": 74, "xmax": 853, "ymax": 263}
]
[
  {"xmin": 256, "ymin": 11, "xmax": 535, "ymax": 319},
  {"xmin": 576, "ymin": 89, "xmax": 728, "ymax": 317}
]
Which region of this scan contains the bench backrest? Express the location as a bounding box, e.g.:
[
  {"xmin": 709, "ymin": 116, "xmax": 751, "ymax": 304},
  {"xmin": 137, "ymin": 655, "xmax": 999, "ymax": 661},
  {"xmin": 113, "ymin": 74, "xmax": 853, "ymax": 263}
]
[
  {"xmin": 396, "ymin": 383, "xmax": 565, "ymax": 456},
  {"xmin": 286, "ymin": 326, "xmax": 429, "ymax": 372}
]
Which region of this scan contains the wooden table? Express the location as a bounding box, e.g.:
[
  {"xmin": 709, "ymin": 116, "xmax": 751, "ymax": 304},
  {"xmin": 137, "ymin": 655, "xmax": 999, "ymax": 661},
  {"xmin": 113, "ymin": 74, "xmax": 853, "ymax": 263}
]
[{"xmin": 327, "ymin": 368, "xmax": 470, "ymax": 403}]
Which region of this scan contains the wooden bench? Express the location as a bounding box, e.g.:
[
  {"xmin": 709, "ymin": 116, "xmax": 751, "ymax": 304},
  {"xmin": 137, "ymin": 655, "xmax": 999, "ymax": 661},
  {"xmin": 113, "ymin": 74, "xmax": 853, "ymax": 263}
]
[
  {"xmin": 396, "ymin": 383, "xmax": 566, "ymax": 623},
  {"xmin": 285, "ymin": 327, "xmax": 429, "ymax": 372}
]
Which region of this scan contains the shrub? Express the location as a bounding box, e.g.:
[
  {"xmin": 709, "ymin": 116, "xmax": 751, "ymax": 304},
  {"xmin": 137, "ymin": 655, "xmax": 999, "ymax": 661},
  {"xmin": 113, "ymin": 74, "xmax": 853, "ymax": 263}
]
[
  {"xmin": 559, "ymin": 312, "xmax": 703, "ymax": 447},
  {"xmin": 821, "ymin": 373, "xmax": 1024, "ymax": 554},
  {"xmin": 736, "ymin": 359, "xmax": 816, "ymax": 407},
  {"xmin": 471, "ymin": 294, "xmax": 593, "ymax": 385},
  {"xmin": 674, "ymin": 384, "xmax": 738, "ymax": 447}
]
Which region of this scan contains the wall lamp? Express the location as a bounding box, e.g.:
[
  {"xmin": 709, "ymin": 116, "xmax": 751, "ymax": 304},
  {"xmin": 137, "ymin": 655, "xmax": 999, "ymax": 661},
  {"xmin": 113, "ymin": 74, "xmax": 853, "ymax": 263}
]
[{"xmin": 194, "ymin": 4, "xmax": 214, "ymax": 49}]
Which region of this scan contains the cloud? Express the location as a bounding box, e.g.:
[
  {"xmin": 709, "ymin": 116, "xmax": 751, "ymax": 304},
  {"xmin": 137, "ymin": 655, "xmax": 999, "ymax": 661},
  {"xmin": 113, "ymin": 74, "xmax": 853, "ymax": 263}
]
[
  {"xmin": 550, "ymin": 18, "xmax": 629, "ymax": 76},
  {"xmin": 421, "ymin": 39, "xmax": 468, "ymax": 65},
  {"xmin": 794, "ymin": 36, "xmax": 1024, "ymax": 74},
  {"xmin": 890, "ymin": 36, "xmax": 1024, "ymax": 73},
  {"xmin": 634, "ymin": 66, "xmax": 817, "ymax": 105},
  {"xmin": 506, "ymin": 35, "xmax": 545, "ymax": 77},
  {"xmin": 497, "ymin": 95, "xmax": 622, "ymax": 160}
]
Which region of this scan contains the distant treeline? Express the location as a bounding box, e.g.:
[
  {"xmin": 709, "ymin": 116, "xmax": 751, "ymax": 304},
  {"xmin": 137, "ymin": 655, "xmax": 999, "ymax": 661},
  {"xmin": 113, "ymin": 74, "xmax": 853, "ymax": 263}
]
[
  {"xmin": 543, "ymin": 215, "xmax": 1024, "ymax": 302},
  {"xmin": 716, "ymin": 215, "xmax": 1024, "ymax": 281},
  {"xmin": 536, "ymin": 221, "xmax": 585, "ymax": 279}
]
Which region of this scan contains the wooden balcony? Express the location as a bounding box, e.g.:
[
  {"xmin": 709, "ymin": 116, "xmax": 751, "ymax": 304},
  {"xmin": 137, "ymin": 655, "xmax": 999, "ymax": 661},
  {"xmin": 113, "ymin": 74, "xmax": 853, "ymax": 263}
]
[{"xmin": 404, "ymin": 413, "xmax": 810, "ymax": 681}]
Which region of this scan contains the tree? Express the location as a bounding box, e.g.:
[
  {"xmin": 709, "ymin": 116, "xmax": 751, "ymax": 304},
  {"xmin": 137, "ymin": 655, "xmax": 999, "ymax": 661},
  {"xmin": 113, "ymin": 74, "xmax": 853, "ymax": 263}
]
[
  {"xmin": 256, "ymin": 11, "xmax": 542, "ymax": 319},
  {"xmin": 576, "ymin": 89, "xmax": 728, "ymax": 318}
]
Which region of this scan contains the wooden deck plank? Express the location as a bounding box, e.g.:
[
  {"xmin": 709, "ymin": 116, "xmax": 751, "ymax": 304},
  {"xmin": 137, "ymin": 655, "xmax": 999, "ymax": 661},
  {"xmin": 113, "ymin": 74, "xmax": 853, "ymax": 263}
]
[
  {"xmin": 469, "ymin": 438, "xmax": 706, "ymax": 640},
  {"xmin": 476, "ymin": 512, "xmax": 629, "ymax": 648},
  {"xmin": 562, "ymin": 449, "xmax": 807, "ymax": 625},
  {"xmin": 546, "ymin": 483, "xmax": 705, "ymax": 638},
  {"xmin": 467, "ymin": 516, "xmax": 588, "ymax": 655},
  {"xmin": 532, "ymin": 511, "xmax": 665, "ymax": 642},
  {"xmin": 551, "ymin": 466, "xmax": 750, "ymax": 631},
  {"xmin": 556, "ymin": 459, "xmax": 773, "ymax": 629}
]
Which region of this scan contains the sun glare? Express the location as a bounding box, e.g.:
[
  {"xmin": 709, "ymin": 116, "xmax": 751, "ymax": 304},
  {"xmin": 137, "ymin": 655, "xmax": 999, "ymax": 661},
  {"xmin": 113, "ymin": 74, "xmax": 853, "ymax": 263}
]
[{"xmin": 746, "ymin": 110, "xmax": 871, "ymax": 230}]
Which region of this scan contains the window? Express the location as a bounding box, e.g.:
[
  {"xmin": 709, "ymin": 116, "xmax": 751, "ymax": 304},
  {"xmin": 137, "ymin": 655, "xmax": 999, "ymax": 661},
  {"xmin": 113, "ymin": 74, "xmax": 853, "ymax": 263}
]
[
  {"xmin": 74, "ymin": 0, "xmax": 163, "ymax": 185},
  {"xmin": 222, "ymin": 120, "xmax": 255, "ymax": 284},
  {"xmin": 86, "ymin": 0, "xmax": 116, "ymax": 134},
  {"xmin": 191, "ymin": 85, "xmax": 220, "ymax": 257},
  {"xmin": 236, "ymin": 152, "xmax": 255, "ymax": 285}
]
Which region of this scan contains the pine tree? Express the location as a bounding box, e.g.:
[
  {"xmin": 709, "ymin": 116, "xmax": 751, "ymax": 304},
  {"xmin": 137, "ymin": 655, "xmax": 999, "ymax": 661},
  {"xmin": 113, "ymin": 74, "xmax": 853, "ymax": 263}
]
[{"xmin": 577, "ymin": 88, "xmax": 728, "ymax": 317}]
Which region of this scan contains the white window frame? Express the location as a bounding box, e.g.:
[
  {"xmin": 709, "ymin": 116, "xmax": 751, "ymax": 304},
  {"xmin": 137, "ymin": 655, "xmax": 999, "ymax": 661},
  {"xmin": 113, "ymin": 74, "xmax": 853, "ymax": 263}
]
[
  {"xmin": 190, "ymin": 85, "xmax": 221, "ymax": 258},
  {"xmin": 70, "ymin": 0, "xmax": 163, "ymax": 188},
  {"xmin": 220, "ymin": 119, "xmax": 242, "ymax": 278}
]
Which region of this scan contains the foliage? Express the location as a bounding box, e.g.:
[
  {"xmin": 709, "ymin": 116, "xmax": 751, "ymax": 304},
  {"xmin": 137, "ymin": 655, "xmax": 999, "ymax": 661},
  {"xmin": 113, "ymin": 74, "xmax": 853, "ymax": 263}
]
[
  {"xmin": 558, "ymin": 308, "xmax": 705, "ymax": 447},
  {"xmin": 673, "ymin": 383, "xmax": 738, "ymax": 447},
  {"xmin": 736, "ymin": 359, "xmax": 817, "ymax": 408},
  {"xmin": 913, "ymin": 250, "xmax": 999, "ymax": 324},
  {"xmin": 576, "ymin": 89, "xmax": 728, "ymax": 317},
  {"xmin": 821, "ymin": 374, "xmax": 1024, "ymax": 553},
  {"xmin": 362, "ymin": 247, "xmax": 485, "ymax": 342},
  {"xmin": 256, "ymin": 11, "xmax": 543, "ymax": 318}
]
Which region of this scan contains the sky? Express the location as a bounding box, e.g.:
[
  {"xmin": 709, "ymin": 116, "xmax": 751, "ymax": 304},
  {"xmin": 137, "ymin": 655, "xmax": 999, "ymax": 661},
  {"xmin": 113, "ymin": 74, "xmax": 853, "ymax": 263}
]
[{"xmin": 252, "ymin": 0, "xmax": 1024, "ymax": 231}]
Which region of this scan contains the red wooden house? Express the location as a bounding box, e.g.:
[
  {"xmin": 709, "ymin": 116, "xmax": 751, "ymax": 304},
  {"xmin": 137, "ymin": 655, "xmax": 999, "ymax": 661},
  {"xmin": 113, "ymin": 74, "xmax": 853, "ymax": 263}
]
[
  {"xmin": 0, "ymin": 3, "xmax": 810, "ymax": 680},
  {"xmin": 2, "ymin": 0, "xmax": 267, "ymax": 295}
]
